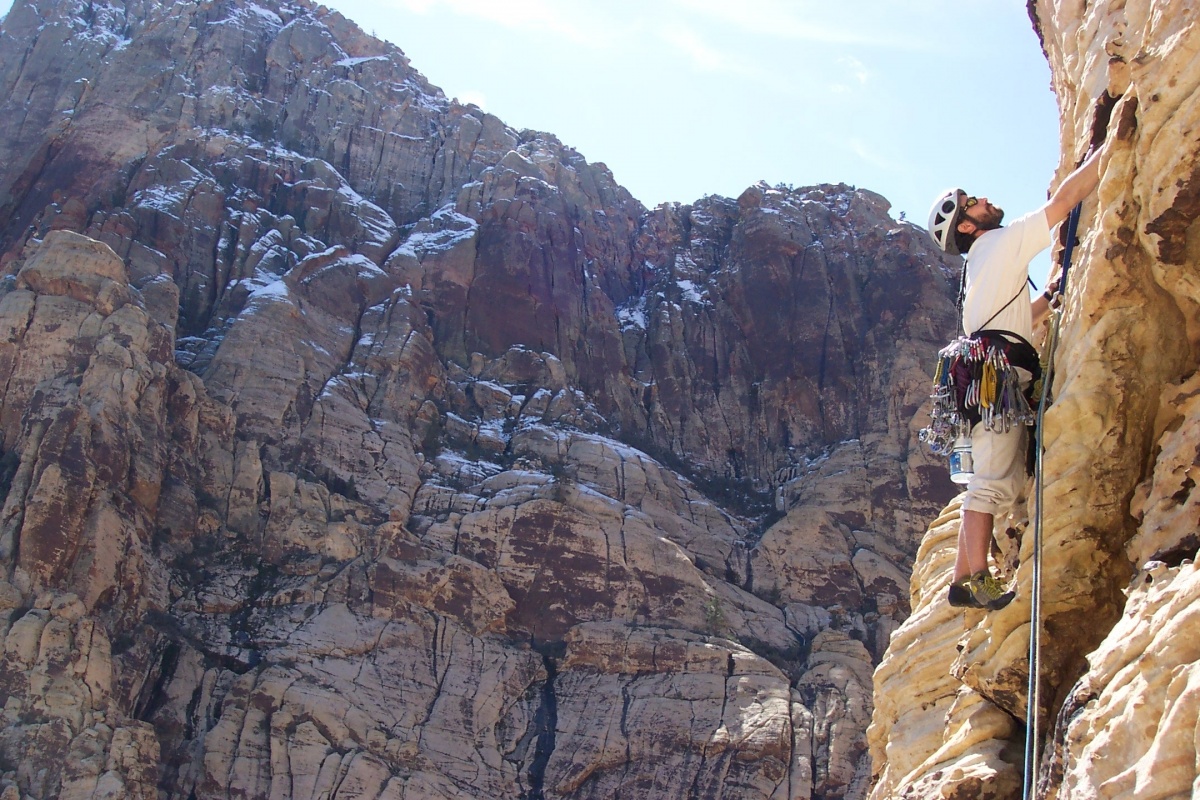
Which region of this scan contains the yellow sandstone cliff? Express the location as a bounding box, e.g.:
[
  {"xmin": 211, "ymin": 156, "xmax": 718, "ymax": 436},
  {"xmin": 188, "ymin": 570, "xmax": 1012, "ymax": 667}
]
[{"xmin": 869, "ymin": 2, "xmax": 1200, "ymax": 798}]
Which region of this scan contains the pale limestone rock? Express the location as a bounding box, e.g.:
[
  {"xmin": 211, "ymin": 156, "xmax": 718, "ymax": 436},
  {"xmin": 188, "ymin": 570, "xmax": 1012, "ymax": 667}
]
[
  {"xmin": 798, "ymin": 631, "xmax": 875, "ymax": 798},
  {"xmin": 262, "ymin": 471, "xmax": 369, "ymax": 561},
  {"xmin": 0, "ymin": 228, "xmax": 238, "ymax": 799},
  {"xmin": 433, "ymin": 485, "xmax": 796, "ymax": 651},
  {"xmin": 754, "ymin": 510, "xmax": 862, "ymax": 609},
  {"xmin": 1127, "ymin": 371, "xmax": 1200, "ymax": 566},
  {"xmin": 550, "ymin": 623, "xmax": 796, "ymax": 798},
  {"xmin": 171, "ymin": 612, "xmax": 548, "ymax": 800},
  {"xmin": 370, "ymin": 554, "xmax": 515, "ymax": 635},
  {"xmin": 783, "ymin": 603, "xmax": 833, "ymax": 641},
  {"xmin": 851, "ymin": 549, "xmax": 909, "ymax": 607},
  {"xmin": 1051, "ymin": 560, "xmax": 1200, "ymax": 799},
  {"xmin": 15, "ymin": 231, "xmax": 130, "ymax": 316},
  {"xmin": 509, "ymin": 425, "xmax": 751, "ymax": 583},
  {"xmin": 0, "ymin": 601, "xmax": 158, "ymax": 800},
  {"xmin": 227, "ymin": 440, "xmax": 266, "ymax": 535},
  {"xmin": 59, "ymin": 723, "xmax": 159, "ymax": 800}
]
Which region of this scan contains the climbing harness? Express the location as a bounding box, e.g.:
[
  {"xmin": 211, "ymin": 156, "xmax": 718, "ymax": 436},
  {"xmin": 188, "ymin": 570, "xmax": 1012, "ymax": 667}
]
[{"xmin": 1023, "ymin": 201, "xmax": 1083, "ymax": 800}]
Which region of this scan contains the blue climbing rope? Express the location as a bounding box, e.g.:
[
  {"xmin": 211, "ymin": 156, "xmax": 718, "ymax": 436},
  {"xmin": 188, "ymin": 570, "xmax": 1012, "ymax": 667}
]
[{"xmin": 1024, "ymin": 201, "xmax": 1082, "ymax": 800}]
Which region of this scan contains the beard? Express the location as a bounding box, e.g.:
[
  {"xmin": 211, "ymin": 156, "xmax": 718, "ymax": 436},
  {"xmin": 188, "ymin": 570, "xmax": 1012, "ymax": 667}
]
[{"xmin": 976, "ymin": 204, "xmax": 1004, "ymax": 229}]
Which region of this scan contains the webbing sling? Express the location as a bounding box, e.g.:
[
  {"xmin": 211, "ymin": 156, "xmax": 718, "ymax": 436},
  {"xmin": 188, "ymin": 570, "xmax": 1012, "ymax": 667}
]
[{"xmin": 1023, "ymin": 201, "xmax": 1082, "ymax": 800}]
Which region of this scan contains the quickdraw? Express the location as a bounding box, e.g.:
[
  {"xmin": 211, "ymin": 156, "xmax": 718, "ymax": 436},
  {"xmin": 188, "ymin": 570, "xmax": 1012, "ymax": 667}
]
[{"xmin": 919, "ymin": 334, "xmax": 1038, "ymax": 456}]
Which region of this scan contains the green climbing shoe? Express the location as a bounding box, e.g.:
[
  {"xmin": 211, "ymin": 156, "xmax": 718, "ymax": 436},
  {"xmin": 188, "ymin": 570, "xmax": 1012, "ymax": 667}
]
[
  {"xmin": 947, "ymin": 577, "xmax": 984, "ymax": 608},
  {"xmin": 965, "ymin": 570, "xmax": 1015, "ymax": 611}
]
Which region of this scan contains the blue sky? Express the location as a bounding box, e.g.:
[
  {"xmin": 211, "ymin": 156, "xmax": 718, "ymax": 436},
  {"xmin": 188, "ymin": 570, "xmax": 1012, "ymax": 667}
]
[{"xmin": 0, "ymin": 0, "xmax": 1064, "ymax": 285}]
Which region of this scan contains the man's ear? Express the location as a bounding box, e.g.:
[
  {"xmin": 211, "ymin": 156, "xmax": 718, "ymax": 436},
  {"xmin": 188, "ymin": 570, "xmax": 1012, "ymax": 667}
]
[{"xmin": 956, "ymin": 219, "xmax": 976, "ymax": 235}]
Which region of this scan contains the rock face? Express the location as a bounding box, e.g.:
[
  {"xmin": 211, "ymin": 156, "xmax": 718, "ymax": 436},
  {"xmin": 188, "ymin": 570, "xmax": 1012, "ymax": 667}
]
[
  {"xmin": 868, "ymin": 2, "xmax": 1200, "ymax": 799},
  {"xmin": 0, "ymin": 1, "xmax": 961, "ymax": 799}
]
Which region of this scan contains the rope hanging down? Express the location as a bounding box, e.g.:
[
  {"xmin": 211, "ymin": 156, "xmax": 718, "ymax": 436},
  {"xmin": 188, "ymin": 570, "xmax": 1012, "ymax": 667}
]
[{"xmin": 1023, "ymin": 200, "xmax": 1083, "ymax": 800}]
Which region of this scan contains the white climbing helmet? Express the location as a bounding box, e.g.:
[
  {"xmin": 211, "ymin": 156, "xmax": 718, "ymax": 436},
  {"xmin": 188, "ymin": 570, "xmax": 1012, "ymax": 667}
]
[{"xmin": 927, "ymin": 188, "xmax": 966, "ymax": 255}]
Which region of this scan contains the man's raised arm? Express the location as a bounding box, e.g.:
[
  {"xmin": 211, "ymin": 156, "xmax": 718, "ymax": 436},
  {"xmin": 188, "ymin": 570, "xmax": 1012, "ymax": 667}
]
[{"xmin": 1043, "ymin": 144, "xmax": 1106, "ymax": 229}]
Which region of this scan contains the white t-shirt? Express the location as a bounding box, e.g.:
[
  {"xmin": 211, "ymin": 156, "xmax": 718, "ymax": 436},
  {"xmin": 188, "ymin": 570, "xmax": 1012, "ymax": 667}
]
[{"xmin": 961, "ymin": 209, "xmax": 1052, "ymax": 340}]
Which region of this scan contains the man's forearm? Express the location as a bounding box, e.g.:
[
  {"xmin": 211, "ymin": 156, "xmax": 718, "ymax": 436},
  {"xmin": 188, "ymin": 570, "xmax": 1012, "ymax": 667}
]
[{"xmin": 1045, "ymin": 145, "xmax": 1105, "ymax": 228}]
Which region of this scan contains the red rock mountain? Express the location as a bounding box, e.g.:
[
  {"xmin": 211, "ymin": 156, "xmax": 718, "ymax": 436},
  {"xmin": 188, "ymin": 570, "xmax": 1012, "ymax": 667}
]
[{"xmin": 0, "ymin": 1, "xmax": 959, "ymax": 798}]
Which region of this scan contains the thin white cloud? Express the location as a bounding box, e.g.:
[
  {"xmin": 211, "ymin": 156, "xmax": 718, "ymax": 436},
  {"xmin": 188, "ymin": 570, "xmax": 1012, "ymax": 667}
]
[
  {"xmin": 838, "ymin": 55, "xmax": 870, "ymax": 85},
  {"xmin": 848, "ymin": 137, "xmax": 900, "ymax": 171},
  {"xmin": 658, "ymin": 24, "xmax": 760, "ymax": 76},
  {"xmin": 826, "ymin": 55, "xmax": 870, "ymax": 93}
]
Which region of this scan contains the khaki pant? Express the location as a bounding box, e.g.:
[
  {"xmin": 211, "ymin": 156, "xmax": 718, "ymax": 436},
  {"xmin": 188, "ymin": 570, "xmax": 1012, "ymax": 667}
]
[{"xmin": 961, "ymin": 421, "xmax": 1028, "ymax": 520}]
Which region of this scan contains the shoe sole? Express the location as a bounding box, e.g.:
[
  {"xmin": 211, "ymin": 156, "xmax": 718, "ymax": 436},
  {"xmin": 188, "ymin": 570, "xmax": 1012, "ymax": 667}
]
[
  {"xmin": 947, "ymin": 584, "xmax": 985, "ymax": 609},
  {"xmin": 985, "ymin": 592, "xmax": 1016, "ymax": 611}
]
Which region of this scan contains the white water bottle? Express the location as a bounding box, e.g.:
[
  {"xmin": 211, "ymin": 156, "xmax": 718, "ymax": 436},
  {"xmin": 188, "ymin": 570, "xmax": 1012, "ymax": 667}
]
[{"xmin": 949, "ymin": 435, "xmax": 973, "ymax": 485}]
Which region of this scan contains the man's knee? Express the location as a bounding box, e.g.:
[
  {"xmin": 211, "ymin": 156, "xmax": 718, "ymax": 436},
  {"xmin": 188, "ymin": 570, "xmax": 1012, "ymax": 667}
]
[{"xmin": 962, "ymin": 490, "xmax": 1011, "ymax": 518}]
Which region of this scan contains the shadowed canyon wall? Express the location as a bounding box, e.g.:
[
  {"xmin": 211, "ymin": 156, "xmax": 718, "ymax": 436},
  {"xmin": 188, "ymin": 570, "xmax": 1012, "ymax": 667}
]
[
  {"xmin": 868, "ymin": 2, "xmax": 1200, "ymax": 798},
  {"xmin": 0, "ymin": 1, "xmax": 962, "ymax": 798}
]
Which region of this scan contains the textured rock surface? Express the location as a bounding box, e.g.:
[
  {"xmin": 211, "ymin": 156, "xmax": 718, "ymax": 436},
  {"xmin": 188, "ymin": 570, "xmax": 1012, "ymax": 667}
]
[
  {"xmin": 868, "ymin": 2, "xmax": 1200, "ymax": 799},
  {"xmin": 0, "ymin": 1, "xmax": 962, "ymax": 799}
]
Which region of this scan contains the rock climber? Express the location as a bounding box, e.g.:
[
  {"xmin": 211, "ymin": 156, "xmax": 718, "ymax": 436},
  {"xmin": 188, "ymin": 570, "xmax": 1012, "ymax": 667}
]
[{"xmin": 926, "ymin": 144, "xmax": 1105, "ymax": 610}]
